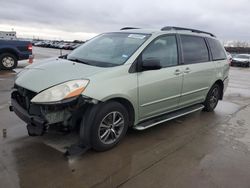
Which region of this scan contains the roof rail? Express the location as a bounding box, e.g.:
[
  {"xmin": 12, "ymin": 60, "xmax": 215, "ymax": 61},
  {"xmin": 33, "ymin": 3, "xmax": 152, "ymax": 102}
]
[
  {"xmin": 120, "ymin": 27, "xmax": 140, "ymax": 30},
  {"xmin": 161, "ymin": 26, "xmax": 216, "ymax": 37}
]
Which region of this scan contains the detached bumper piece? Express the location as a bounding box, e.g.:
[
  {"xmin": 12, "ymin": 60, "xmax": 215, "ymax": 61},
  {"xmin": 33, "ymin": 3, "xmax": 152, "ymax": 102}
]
[
  {"xmin": 27, "ymin": 123, "xmax": 45, "ymax": 136},
  {"xmin": 10, "ymin": 91, "xmax": 47, "ymax": 135},
  {"xmin": 10, "ymin": 95, "xmax": 46, "ymax": 125}
]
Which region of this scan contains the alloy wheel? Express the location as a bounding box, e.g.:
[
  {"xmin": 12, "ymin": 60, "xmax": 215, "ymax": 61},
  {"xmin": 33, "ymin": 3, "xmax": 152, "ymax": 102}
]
[
  {"xmin": 98, "ymin": 111, "xmax": 125, "ymax": 145},
  {"xmin": 209, "ymin": 87, "xmax": 219, "ymax": 108}
]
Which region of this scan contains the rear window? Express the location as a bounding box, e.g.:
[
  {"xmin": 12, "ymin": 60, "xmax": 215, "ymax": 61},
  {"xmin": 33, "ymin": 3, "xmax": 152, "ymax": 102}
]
[
  {"xmin": 180, "ymin": 35, "xmax": 209, "ymax": 64},
  {"xmin": 207, "ymin": 38, "xmax": 226, "ymax": 61}
]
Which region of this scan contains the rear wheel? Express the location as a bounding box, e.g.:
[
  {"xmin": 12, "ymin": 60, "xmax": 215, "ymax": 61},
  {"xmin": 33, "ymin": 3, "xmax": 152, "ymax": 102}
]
[
  {"xmin": 0, "ymin": 53, "xmax": 17, "ymax": 70},
  {"xmin": 203, "ymin": 84, "xmax": 221, "ymax": 112},
  {"xmin": 90, "ymin": 101, "xmax": 129, "ymax": 151}
]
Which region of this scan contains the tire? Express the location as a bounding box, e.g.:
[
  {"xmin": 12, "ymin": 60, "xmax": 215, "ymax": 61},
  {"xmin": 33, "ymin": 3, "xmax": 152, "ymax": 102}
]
[
  {"xmin": 203, "ymin": 84, "xmax": 221, "ymax": 112},
  {"xmin": 90, "ymin": 101, "xmax": 129, "ymax": 151},
  {"xmin": 0, "ymin": 53, "xmax": 18, "ymax": 70},
  {"xmin": 246, "ymin": 62, "xmax": 250, "ymax": 68}
]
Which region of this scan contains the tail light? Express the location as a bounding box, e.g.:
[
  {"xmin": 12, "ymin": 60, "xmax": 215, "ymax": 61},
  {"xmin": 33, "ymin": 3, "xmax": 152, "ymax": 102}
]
[{"xmin": 28, "ymin": 43, "xmax": 32, "ymax": 51}]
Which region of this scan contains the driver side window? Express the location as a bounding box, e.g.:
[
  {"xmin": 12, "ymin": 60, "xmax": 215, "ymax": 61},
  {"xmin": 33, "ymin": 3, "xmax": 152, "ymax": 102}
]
[{"xmin": 142, "ymin": 35, "xmax": 178, "ymax": 68}]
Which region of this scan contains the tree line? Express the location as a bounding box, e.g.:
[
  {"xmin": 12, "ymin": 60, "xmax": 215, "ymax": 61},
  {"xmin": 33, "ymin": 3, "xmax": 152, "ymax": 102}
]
[{"xmin": 225, "ymin": 47, "xmax": 250, "ymax": 54}]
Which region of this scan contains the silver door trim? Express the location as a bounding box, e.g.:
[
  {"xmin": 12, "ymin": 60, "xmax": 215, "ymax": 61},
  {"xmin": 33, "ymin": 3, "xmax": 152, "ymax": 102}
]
[
  {"xmin": 181, "ymin": 87, "xmax": 208, "ymax": 97},
  {"xmin": 140, "ymin": 94, "xmax": 181, "ymax": 107},
  {"xmin": 140, "ymin": 87, "xmax": 208, "ymax": 107}
]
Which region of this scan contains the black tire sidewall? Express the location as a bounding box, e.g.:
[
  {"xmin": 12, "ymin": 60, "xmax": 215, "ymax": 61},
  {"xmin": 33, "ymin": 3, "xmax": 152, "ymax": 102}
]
[
  {"xmin": 0, "ymin": 53, "xmax": 18, "ymax": 70},
  {"xmin": 203, "ymin": 84, "xmax": 220, "ymax": 112},
  {"xmin": 90, "ymin": 101, "xmax": 129, "ymax": 151}
]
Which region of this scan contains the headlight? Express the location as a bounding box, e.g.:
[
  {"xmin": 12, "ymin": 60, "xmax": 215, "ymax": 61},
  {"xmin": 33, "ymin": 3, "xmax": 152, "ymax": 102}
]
[{"xmin": 31, "ymin": 80, "xmax": 89, "ymax": 103}]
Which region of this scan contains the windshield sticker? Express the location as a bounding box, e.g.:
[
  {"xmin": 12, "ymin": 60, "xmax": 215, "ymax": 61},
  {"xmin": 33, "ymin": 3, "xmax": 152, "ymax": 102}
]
[
  {"xmin": 128, "ymin": 34, "xmax": 146, "ymax": 39},
  {"xmin": 122, "ymin": 54, "xmax": 128, "ymax": 58}
]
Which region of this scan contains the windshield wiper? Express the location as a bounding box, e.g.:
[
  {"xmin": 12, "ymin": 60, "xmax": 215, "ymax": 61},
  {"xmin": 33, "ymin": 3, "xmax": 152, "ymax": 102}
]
[{"xmin": 67, "ymin": 58, "xmax": 91, "ymax": 65}]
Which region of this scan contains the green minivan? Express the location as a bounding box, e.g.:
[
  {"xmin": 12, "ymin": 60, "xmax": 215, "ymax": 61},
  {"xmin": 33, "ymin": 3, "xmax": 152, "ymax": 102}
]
[{"xmin": 10, "ymin": 26, "xmax": 229, "ymax": 152}]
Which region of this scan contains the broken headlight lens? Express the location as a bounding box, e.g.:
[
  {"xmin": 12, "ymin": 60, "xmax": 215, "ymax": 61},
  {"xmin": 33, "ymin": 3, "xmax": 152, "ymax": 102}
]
[{"xmin": 31, "ymin": 80, "xmax": 89, "ymax": 103}]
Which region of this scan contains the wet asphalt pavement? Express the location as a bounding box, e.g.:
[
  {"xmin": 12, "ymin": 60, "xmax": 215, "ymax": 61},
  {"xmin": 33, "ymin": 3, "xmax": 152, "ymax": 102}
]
[{"xmin": 1, "ymin": 47, "xmax": 250, "ymax": 188}]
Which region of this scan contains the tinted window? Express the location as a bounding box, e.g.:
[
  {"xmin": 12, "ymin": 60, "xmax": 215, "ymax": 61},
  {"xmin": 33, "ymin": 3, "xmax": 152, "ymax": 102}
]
[
  {"xmin": 180, "ymin": 35, "xmax": 209, "ymax": 64},
  {"xmin": 142, "ymin": 35, "xmax": 178, "ymax": 68},
  {"xmin": 207, "ymin": 38, "xmax": 226, "ymax": 61}
]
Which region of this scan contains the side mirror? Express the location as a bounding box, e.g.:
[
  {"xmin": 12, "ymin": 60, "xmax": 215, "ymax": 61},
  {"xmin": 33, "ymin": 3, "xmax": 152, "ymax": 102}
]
[{"xmin": 142, "ymin": 58, "xmax": 162, "ymax": 71}]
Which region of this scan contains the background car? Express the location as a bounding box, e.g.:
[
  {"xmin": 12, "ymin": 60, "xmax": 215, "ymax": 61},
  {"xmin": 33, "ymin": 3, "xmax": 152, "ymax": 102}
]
[
  {"xmin": 231, "ymin": 54, "xmax": 250, "ymax": 67},
  {"xmin": 0, "ymin": 39, "xmax": 33, "ymax": 70},
  {"xmin": 33, "ymin": 40, "xmax": 85, "ymax": 50}
]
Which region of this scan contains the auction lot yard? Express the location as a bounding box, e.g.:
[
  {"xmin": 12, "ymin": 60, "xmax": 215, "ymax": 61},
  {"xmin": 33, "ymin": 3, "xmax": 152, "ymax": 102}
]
[{"xmin": 1, "ymin": 47, "xmax": 250, "ymax": 188}]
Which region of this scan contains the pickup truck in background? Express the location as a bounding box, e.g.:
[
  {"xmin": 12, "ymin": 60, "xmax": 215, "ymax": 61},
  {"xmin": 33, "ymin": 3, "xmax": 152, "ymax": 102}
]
[{"xmin": 0, "ymin": 40, "xmax": 32, "ymax": 70}]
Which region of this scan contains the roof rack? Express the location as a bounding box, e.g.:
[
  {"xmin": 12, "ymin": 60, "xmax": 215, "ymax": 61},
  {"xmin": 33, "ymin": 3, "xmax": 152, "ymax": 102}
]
[
  {"xmin": 161, "ymin": 26, "xmax": 216, "ymax": 37},
  {"xmin": 120, "ymin": 27, "xmax": 140, "ymax": 30}
]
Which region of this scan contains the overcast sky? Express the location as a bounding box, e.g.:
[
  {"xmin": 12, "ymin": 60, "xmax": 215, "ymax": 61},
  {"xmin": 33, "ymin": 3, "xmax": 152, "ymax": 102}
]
[{"xmin": 0, "ymin": 0, "xmax": 249, "ymax": 41}]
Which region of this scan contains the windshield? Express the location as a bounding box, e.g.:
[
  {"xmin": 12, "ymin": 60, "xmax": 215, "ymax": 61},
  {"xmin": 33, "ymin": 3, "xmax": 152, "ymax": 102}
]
[{"xmin": 67, "ymin": 33, "xmax": 150, "ymax": 67}]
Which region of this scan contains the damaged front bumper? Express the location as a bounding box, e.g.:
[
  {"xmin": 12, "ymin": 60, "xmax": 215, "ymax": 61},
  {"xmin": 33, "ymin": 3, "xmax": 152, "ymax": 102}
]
[
  {"xmin": 9, "ymin": 86, "xmax": 93, "ymax": 135},
  {"xmin": 10, "ymin": 97, "xmax": 46, "ymax": 126}
]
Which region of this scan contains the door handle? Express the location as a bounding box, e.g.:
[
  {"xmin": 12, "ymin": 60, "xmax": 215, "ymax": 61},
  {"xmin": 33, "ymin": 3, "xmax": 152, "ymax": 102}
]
[
  {"xmin": 184, "ymin": 67, "xmax": 191, "ymax": 73},
  {"xmin": 174, "ymin": 69, "xmax": 182, "ymax": 75}
]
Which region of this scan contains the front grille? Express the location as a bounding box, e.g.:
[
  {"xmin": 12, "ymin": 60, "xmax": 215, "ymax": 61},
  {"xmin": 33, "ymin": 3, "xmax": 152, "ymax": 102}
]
[{"xmin": 13, "ymin": 85, "xmax": 37, "ymax": 110}]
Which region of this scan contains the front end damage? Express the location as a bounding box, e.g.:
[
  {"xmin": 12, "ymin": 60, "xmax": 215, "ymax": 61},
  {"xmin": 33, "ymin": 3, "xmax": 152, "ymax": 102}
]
[{"xmin": 9, "ymin": 85, "xmax": 98, "ymax": 154}]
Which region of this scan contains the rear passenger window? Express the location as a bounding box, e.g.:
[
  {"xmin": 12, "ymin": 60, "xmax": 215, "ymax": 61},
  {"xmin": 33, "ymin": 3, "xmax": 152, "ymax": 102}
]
[
  {"xmin": 207, "ymin": 38, "xmax": 226, "ymax": 61},
  {"xmin": 180, "ymin": 35, "xmax": 209, "ymax": 64},
  {"xmin": 142, "ymin": 35, "xmax": 178, "ymax": 68}
]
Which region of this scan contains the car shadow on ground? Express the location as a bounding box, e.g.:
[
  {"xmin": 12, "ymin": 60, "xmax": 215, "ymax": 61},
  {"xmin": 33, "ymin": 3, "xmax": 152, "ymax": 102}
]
[{"xmin": 0, "ymin": 70, "xmax": 16, "ymax": 76}]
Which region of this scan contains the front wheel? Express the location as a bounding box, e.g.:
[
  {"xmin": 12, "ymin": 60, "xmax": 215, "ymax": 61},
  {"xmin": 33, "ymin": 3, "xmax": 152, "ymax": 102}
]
[
  {"xmin": 203, "ymin": 84, "xmax": 221, "ymax": 112},
  {"xmin": 90, "ymin": 101, "xmax": 129, "ymax": 151}
]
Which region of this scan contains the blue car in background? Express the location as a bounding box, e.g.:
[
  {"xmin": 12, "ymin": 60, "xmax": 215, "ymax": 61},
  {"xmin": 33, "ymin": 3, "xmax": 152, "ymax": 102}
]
[{"xmin": 0, "ymin": 40, "xmax": 33, "ymax": 70}]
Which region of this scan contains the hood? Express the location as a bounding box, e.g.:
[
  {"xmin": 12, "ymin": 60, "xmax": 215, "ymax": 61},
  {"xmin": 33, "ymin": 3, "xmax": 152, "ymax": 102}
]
[{"xmin": 15, "ymin": 58, "xmax": 105, "ymax": 92}]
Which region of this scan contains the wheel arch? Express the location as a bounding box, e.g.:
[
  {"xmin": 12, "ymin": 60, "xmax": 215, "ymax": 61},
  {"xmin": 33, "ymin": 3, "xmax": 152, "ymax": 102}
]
[
  {"xmin": 106, "ymin": 97, "xmax": 135, "ymax": 127},
  {"xmin": 213, "ymin": 79, "xmax": 224, "ymax": 100},
  {"xmin": 0, "ymin": 48, "xmax": 18, "ymax": 60}
]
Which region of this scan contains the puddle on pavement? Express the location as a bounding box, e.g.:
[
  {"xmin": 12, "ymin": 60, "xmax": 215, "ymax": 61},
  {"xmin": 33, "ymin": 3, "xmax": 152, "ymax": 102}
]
[{"xmin": 227, "ymin": 105, "xmax": 250, "ymax": 151}]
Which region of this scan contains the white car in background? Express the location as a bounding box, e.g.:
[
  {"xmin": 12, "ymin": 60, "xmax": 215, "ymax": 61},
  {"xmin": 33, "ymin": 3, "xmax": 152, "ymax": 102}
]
[{"xmin": 231, "ymin": 54, "xmax": 250, "ymax": 67}]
